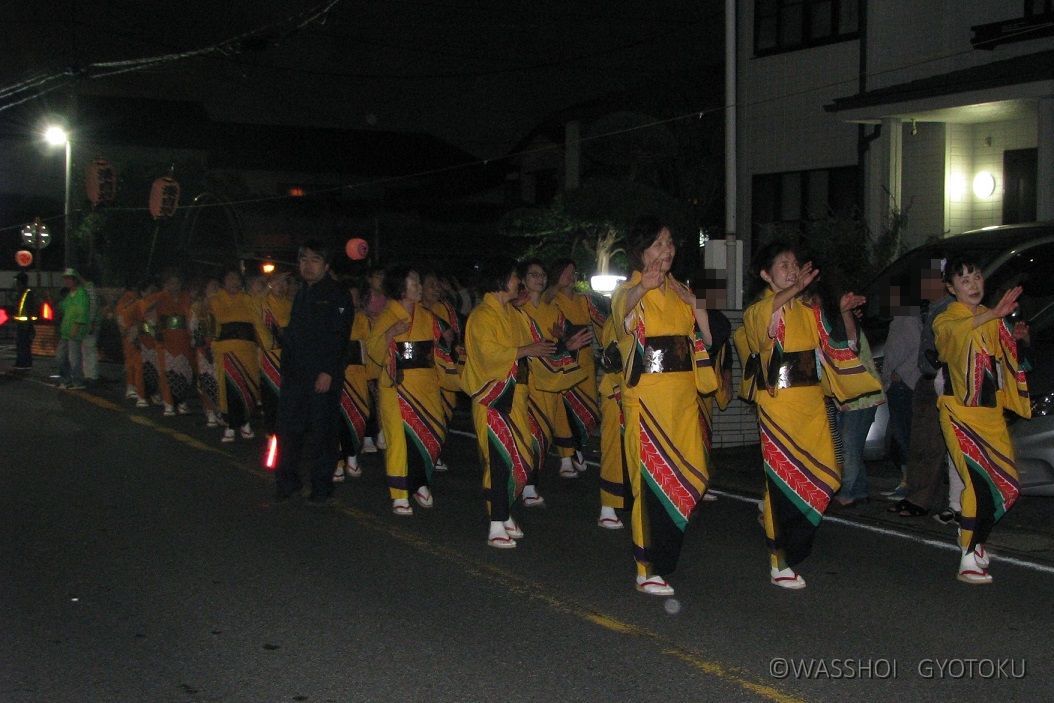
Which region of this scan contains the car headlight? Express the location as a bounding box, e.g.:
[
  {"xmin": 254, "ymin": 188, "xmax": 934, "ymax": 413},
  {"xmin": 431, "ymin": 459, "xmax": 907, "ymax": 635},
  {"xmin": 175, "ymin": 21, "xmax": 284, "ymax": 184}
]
[{"xmin": 1031, "ymin": 393, "xmax": 1054, "ymax": 417}]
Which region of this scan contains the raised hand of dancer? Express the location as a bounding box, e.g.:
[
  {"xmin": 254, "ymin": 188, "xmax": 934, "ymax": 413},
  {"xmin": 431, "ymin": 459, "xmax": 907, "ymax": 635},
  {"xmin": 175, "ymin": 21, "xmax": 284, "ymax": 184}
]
[
  {"xmin": 839, "ymin": 292, "xmax": 867, "ymax": 313},
  {"xmin": 992, "ymin": 285, "xmax": 1023, "ymax": 318},
  {"xmin": 640, "ymin": 258, "xmax": 665, "ymax": 291}
]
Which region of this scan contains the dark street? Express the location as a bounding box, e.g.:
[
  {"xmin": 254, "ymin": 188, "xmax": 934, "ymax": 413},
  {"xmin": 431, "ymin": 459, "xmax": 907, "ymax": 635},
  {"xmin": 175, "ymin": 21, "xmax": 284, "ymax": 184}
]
[{"xmin": 2, "ymin": 365, "xmax": 1051, "ymax": 703}]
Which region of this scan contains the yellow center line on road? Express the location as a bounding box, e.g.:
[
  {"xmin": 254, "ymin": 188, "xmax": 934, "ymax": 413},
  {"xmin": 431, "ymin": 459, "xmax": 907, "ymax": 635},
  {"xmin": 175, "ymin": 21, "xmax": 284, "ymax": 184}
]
[{"xmin": 69, "ymin": 387, "xmax": 806, "ymax": 703}]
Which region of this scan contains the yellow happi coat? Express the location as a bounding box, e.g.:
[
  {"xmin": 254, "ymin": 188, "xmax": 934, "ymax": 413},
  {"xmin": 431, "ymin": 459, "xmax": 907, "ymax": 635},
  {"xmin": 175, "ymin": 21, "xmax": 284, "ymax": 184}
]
[
  {"xmin": 550, "ymin": 289, "xmax": 604, "ymax": 457},
  {"xmin": 340, "ymin": 311, "xmax": 373, "ymax": 456},
  {"xmin": 518, "ymin": 297, "xmax": 587, "ymax": 477},
  {"xmin": 613, "ymin": 272, "xmax": 717, "ymax": 578},
  {"xmin": 462, "ymin": 293, "xmax": 534, "ymax": 521},
  {"xmin": 367, "ymin": 300, "xmax": 449, "ymax": 500},
  {"xmin": 255, "ymin": 292, "xmax": 292, "ymax": 396},
  {"xmin": 742, "ymin": 289, "xmax": 881, "ymax": 568},
  {"xmin": 209, "ymin": 290, "xmax": 261, "ymax": 422},
  {"xmin": 425, "ymin": 299, "xmax": 464, "ymax": 422},
  {"xmin": 934, "ymin": 301, "xmax": 1029, "ymax": 551},
  {"xmin": 597, "ymin": 314, "xmax": 629, "ymax": 509}
]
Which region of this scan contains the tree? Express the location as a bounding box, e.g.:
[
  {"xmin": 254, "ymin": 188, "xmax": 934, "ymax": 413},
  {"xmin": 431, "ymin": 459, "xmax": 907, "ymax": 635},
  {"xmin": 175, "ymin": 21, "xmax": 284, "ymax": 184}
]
[{"xmin": 501, "ymin": 176, "xmax": 694, "ymax": 276}]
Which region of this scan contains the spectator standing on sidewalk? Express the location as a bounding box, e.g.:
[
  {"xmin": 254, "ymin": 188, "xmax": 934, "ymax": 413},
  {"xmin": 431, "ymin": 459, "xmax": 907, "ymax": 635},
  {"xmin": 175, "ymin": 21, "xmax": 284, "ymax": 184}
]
[
  {"xmin": 55, "ymin": 268, "xmax": 89, "ymax": 389},
  {"xmin": 80, "ymin": 274, "xmax": 102, "ymax": 383},
  {"xmin": 878, "ymin": 297, "xmax": 924, "ymax": 499},
  {"xmin": 273, "ymin": 241, "xmax": 353, "ymax": 505},
  {"xmin": 890, "ymin": 262, "xmax": 954, "ymax": 517},
  {"xmin": 833, "ymin": 312, "xmax": 886, "ymax": 507}
]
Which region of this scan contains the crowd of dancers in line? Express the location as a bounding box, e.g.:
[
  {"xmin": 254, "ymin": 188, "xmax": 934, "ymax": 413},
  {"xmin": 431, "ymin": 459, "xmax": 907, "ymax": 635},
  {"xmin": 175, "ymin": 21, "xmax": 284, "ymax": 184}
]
[{"xmin": 108, "ymin": 216, "xmax": 1031, "ymax": 595}]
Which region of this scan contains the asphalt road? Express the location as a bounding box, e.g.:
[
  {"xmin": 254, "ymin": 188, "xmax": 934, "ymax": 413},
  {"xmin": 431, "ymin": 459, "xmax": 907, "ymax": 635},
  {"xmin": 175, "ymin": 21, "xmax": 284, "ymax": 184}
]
[{"xmin": 2, "ymin": 368, "xmax": 1051, "ymax": 703}]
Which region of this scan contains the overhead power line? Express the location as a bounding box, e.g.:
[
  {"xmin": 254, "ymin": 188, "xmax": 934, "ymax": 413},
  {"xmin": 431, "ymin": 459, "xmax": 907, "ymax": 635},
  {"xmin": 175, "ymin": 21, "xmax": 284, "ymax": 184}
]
[{"xmin": 0, "ymin": 0, "xmax": 342, "ymax": 113}]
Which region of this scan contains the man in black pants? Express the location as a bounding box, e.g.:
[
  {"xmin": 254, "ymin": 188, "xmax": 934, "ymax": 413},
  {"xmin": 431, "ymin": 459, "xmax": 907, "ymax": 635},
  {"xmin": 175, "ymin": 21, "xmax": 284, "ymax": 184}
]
[{"xmin": 274, "ymin": 240, "xmax": 353, "ymax": 505}]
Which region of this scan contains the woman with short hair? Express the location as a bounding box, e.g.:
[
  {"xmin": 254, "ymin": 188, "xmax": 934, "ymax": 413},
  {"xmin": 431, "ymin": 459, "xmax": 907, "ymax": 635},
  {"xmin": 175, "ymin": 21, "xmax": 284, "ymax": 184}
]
[
  {"xmin": 462, "ymin": 259, "xmax": 555, "ymax": 548},
  {"xmin": 611, "ymin": 218, "xmax": 717, "ymax": 596},
  {"xmin": 367, "ymin": 265, "xmax": 451, "ymax": 515}
]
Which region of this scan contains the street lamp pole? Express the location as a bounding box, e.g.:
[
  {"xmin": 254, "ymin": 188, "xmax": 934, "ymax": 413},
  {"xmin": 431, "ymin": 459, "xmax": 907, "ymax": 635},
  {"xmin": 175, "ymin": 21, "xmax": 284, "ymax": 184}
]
[
  {"xmin": 63, "ymin": 138, "xmax": 72, "ymax": 269},
  {"xmin": 45, "ymin": 125, "xmax": 73, "ymax": 270}
]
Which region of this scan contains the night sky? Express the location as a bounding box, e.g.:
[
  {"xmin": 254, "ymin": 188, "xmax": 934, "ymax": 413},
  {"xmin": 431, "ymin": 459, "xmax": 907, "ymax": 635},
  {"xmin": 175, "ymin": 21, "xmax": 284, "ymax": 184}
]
[{"xmin": 4, "ymin": 0, "xmax": 725, "ymax": 158}]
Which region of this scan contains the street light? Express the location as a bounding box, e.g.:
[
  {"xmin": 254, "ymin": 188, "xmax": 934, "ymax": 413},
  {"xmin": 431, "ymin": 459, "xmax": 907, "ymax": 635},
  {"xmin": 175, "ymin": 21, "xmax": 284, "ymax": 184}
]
[{"xmin": 43, "ymin": 124, "xmax": 72, "ymax": 268}]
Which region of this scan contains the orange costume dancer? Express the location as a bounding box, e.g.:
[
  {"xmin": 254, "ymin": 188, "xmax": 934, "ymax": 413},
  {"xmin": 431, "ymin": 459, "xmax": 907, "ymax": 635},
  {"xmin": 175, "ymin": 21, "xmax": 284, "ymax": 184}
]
[
  {"xmin": 141, "ymin": 274, "xmax": 195, "ymax": 416},
  {"xmin": 115, "ymin": 286, "xmax": 146, "ymax": 405}
]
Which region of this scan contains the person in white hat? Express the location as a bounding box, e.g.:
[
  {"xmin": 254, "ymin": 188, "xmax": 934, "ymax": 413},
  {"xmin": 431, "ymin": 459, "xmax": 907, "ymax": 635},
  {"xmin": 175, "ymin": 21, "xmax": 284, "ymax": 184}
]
[{"xmin": 55, "ymin": 269, "xmax": 89, "ymax": 389}]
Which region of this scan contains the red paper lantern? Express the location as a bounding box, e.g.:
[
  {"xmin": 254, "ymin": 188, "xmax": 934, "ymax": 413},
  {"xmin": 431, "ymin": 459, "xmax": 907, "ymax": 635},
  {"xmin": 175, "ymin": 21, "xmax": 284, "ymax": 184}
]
[
  {"xmin": 149, "ymin": 176, "xmax": 181, "ymax": 219},
  {"xmin": 345, "ymin": 237, "xmax": 369, "ymax": 261},
  {"xmin": 85, "ymin": 158, "xmax": 117, "ymax": 206},
  {"xmin": 15, "ymin": 250, "xmax": 33, "ymax": 267}
]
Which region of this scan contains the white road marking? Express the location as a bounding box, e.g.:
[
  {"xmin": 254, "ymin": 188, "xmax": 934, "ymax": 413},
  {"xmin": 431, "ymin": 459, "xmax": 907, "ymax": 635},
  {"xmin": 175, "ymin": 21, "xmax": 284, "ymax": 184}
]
[{"xmin": 447, "ymin": 428, "xmax": 1054, "ymax": 576}]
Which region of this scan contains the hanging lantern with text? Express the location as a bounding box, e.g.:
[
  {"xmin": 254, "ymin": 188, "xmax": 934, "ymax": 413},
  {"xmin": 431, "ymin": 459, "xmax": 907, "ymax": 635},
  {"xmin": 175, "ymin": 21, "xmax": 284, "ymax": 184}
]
[
  {"xmin": 149, "ymin": 176, "xmax": 181, "ymax": 219},
  {"xmin": 85, "ymin": 158, "xmax": 117, "ymax": 206}
]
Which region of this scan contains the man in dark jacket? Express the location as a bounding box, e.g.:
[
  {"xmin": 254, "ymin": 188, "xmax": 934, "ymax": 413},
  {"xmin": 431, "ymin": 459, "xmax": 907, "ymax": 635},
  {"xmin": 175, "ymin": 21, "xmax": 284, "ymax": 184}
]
[
  {"xmin": 13, "ymin": 272, "xmax": 37, "ymax": 370},
  {"xmin": 274, "ymin": 240, "xmax": 354, "ymax": 505}
]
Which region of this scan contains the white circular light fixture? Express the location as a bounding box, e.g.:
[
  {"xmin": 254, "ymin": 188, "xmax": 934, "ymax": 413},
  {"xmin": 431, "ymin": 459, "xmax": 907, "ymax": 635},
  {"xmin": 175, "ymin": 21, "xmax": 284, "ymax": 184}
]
[{"xmin": 973, "ymin": 171, "xmax": 996, "ymax": 199}]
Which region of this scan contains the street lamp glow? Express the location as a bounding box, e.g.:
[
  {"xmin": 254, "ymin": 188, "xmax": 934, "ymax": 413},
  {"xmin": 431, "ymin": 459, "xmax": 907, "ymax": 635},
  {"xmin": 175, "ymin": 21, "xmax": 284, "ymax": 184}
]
[
  {"xmin": 590, "ymin": 274, "xmax": 626, "ymax": 297},
  {"xmin": 44, "ymin": 125, "xmax": 69, "ymax": 146}
]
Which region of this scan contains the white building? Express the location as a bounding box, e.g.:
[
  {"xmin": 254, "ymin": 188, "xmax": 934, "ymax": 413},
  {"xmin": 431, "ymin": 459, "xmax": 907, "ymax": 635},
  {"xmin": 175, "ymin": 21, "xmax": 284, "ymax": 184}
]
[{"xmin": 737, "ymin": 0, "xmax": 1054, "ymax": 255}]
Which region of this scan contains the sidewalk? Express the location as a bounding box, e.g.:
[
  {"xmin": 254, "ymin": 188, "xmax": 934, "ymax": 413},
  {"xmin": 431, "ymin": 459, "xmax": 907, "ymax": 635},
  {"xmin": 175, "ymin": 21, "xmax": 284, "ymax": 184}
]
[{"xmin": 6, "ymin": 351, "xmax": 1054, "ymax": 566}]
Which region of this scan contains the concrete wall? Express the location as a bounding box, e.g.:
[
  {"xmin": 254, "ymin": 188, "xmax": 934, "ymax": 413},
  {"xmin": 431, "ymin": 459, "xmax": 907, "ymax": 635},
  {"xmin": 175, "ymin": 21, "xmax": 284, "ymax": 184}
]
[
  {"xmin": 944, "ymin": 115, "xmax": 1038, "ymax": 234},
  {"xmin": 736, "ymin": 2, "xmax": 861, "ymax": 256},
  {"xmin": 866, "ymin": 1, "xmax": 1048, "ymax": 89},
  {"xmin": 900, "ymin": 121, "xmax": 947, "ymax": 247},
  {"xmin": 711, "ymin": 308, "xmax": 759, "ymax": 448}
]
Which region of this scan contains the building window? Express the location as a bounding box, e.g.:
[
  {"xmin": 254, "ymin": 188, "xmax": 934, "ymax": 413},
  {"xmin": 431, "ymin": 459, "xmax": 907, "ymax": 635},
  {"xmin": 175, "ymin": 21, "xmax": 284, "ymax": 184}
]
[
  {"xmin": 754, "ymin": 0, "xmax": 860, "ymax": 55},
  {"xmin": 752, "ymin": 165, "xmax": 860, "ymax": 247}
]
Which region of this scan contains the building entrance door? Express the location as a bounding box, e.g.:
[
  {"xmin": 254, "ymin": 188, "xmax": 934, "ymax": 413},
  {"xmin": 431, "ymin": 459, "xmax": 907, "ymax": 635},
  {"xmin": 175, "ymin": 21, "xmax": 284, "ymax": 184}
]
[{"xmin": 1003, "ymin": 148, "xmax": 1037, "ymax": 223}]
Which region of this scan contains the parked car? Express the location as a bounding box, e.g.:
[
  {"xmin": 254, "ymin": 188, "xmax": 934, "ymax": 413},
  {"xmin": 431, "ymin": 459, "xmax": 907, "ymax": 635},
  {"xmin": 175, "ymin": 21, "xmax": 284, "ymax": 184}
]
[{"xmin": 860, "ymin": 222, "xmax": 1054, "ymax": 496}]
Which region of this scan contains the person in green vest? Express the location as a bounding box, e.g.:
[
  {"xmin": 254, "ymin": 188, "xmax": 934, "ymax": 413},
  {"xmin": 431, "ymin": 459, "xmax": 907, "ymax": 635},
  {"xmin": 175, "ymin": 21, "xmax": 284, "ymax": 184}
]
[{"xmin": 56, "ymin": 268, "xmax": 89, "ymax": 389}]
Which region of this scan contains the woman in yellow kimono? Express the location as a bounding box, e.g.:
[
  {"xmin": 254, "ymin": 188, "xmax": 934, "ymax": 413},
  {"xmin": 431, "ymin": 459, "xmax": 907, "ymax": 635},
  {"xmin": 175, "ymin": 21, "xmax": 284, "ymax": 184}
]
[
  {"xmin": 516, "ymin": 259, "xmax": 592, "ymax": 508},
  {"xmin": 208, "ymin": 269, "xmax": 261, "ymax": 442},
  {"xmin": 742, "ymin": 242, "xmax": 881, "ymax": 590},
  {"xmin": 367, "ymin": 266, "xmax": 452, "ymax": 516},
  {"xmin": 141, "ymin": 272, "xmax": 195, "ymax": 416},
  {"xmin": 254, "ymin": 272, "xmax": 294, "ymax": 453},
  {"xmin": 334, "ymin": 284, "xmax": 372, "ymax": 481},
  {"xmin": 611, "ymin": 218, "xmax": 718, "ymax": 596},
  {"xmin": 697, "ymin": 310, "xmax": 734, "ymax": 504},
  {"xmin": 190, "ymin": 278, "xmax": 221, "ymax": 427},
  {"xmin": 935, "ymin": 255, "xmax": 1029, "ymax": 584},
  {"xmin": 596, "ymin": 313, "xmax": 629, "ymax": 529},
  {"xmin": 546, "ymin": 259, "xmax": 603, "ymax": 477},
  {"xmin": 463, "ymin": 258, "xmax": 556, "ymax": 548},
  {"xmin": 422, "ymin": 271, "xmax": 463, "ymax": 473}
]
